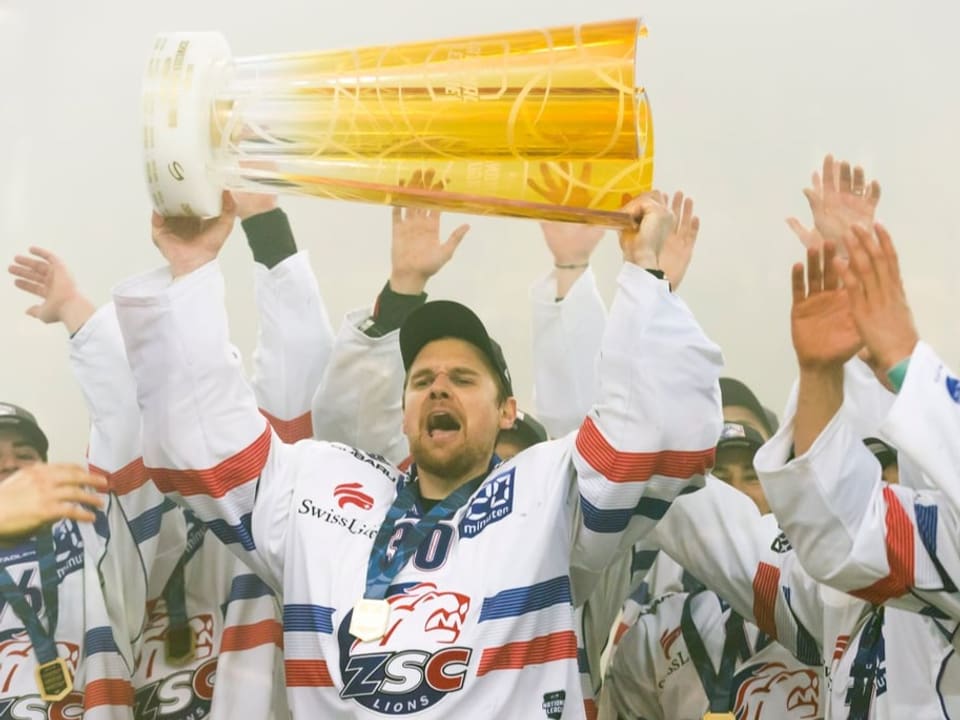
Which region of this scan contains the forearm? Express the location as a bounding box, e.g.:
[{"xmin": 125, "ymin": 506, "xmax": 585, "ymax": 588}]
[{"xmin": 794, "ymin": 365, "xmax": 844, "ymax": 456}]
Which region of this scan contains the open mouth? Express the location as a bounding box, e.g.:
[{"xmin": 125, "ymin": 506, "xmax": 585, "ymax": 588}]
[
  {"xmin": 427, "ymin": 411, "xmax": 462, "ymax": 438},
  {"xmin": 786, "ymin": 683, "xmax": 819, "ymax": 713}
]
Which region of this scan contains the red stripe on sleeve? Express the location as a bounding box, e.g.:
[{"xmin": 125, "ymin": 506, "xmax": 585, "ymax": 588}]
[
  {"xmin": 285, "ymin": 659, "xmax": 335, "ymax": 687},
  {"xmin": 852, "ymin": 487, "xmax": 915, "ymax": 605},
  {"xmin": 83, "ymin": 679, "xmax": 134, "ymax": 709},
  {"xmin": 753, "ymin": 561, "xmax": 780, "ymax": 640},
  {"xmin": 148, "ymin": 424, "xmax": 272, "ymax": 499},
  {"xmin": 584, "ymin": 698, "xmax": 598, "ymax": 720},
  {"xmin": 220, "ymin": 619, "xmax": 283, "ymax": 653},
  {"xmin": 575, "ymin": 417, "xmax": 715, "ymax": 483},
  {"xmin": 89, "ymin": 457, "xmax": 148, "ymax": 496},
  {"xmin": 476, "ymin": 630, "xmax": 579, "ymax": 677},
  {"xmin": 260, "ymin": 409, "xmax": 313, "ymax": 444}
]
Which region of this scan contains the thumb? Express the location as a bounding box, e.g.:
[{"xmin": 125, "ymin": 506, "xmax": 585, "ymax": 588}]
[
  {"xmin": 26, "ymin": 305, "xmax": 41, "ymax": 319},
  {"xmin": 151, "ymin": 211, "xmax": 165, "ymax": 228},
  {"xmin": 441, "ymin": 224, "xmax": 470, "ymax": 261}
]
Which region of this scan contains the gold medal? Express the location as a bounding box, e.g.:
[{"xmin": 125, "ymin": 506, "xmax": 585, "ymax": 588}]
[
  {"xmin": 165, "ymin": 624, "xmax": 196, "ymax": 666},
  {"xmin": 349, "ymin": 598, "xmax": 391, "ymax": 642},
  {"xmin": 36, "ymin": 657, "xmax": 73, "ymax": 703},
  {"xmin": 703, "ymin": 714, "xmax": 736, "ymax": 719}
]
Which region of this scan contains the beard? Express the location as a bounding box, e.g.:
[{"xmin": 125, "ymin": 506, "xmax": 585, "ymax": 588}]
[{"xmin": 407, "ymin": 433, "xmax": 494, "ymax": 492}]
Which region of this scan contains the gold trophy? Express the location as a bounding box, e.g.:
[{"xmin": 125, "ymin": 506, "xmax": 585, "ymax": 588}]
[{"xmin": 142, "ymin": 19, "xmax": 653, "ymax": 226}]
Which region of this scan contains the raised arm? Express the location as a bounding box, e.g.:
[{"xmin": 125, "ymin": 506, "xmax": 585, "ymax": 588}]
[
  {"xmin": 237, "ymin": 193, "xmax": 336, "ymax": 443},
  {"xmin": 757, "ymin": 226, "xmax": 960, "ymax": 618},
  {"xmin": 568, "ymin": 193, "xmax": 722, "ymax": 577},
  {"xmin": 113, "ymin": 196, "xmax": 297, "ymax": 591}
]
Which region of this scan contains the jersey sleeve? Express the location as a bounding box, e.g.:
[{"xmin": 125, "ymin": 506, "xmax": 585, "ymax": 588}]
[
  {"xmin": 650, "ymin": 477, "xmax": 827, "ymax": 663},
  {"xmin": 114, "ymin": 261, "xmax": 300, "ymax": 591},
  {"xmin": 530, "ymin": 268, "xmax": 607, "ymax": 438},
  {"xmin": 569, "ymin": 262, "xmax": 722, "ymax": 578},
  {"xmin": 69, "ymin": 303, "xmax": 188, "ymax": 602},
  {"xmin": 309, "ymin": 306, "xmax": 409, "ymax": 463},
  {"xmin": 251, "ymin": 250, "xmax": 334, "ymax": 443},
  {"xmin": 756, "ymin": 356, "xmax": 960, "ymax": 612}
]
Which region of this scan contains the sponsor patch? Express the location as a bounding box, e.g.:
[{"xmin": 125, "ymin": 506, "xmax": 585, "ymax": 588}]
[{"xmin": 459, "ymin": 469, "xmax": 515, "ymax": 539}]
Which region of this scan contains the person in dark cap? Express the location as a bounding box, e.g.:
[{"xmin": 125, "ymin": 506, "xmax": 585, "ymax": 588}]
[
  {"xmin": 0, "ymin": 402, "xmax": 49, "ymax": 470},
  {"xmin": 719, "ymin": 377, "xmax": 776, "ymax": 438},
  {"xmin": 712, "ymin": 420, "xmax": 770, "ymax": 514}
]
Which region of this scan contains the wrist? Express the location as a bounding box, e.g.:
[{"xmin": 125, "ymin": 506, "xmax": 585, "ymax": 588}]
[
  {"xmin": 389, "ymin": 272, "xmax": 429, "ymax": 296},
  {"xmin": 59, "ymin": 296, "xmax": 96, "ymax": 335},
  {"xmin": 623, "ymin": 249, "xmax": 659, "ymax": 270},
  {"xmin": 874, "ymin": 339, "xmax": 918, "ymax": 377}
]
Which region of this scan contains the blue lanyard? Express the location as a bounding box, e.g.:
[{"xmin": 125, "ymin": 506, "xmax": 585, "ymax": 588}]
[
  {"xmin": 364, "ymin": 464, "xmax": 489, "ymax": 600},
  {"xmin": 847, "ymin": 608, "xmax": 885, "ymax": 720},
  {"xmin": 0, "ymin": 531, "xmax": 60, "ymax": 664},
  {"xmin": 680, "ymin": 591, "xmax": 746, "ymax": 713}
]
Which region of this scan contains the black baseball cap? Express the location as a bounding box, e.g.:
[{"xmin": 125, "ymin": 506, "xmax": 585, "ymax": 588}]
[
  {"xmin": 0, "ymin": 403, "xmax": 49, "ymax": 461},
  {"xmin": 720, "ymin": 377, "xmax": 775, "ymax": 437},
  {"xmin": 507, "ymin": 409, "xmax": 549, "ymax": 448},
  {"xmin": 400, "ymin": 300, "xmax": 513, "ymax": 396},
  {"xmin": 864, "ymin": 437, "xmax": 898, "ymax": 469},
  {"xmin": 716, "ymin": 421, "xmax": 766, "ymax": 453}
]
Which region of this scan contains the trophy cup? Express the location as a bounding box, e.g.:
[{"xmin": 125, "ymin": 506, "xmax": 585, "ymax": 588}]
[{"xmin": 142, "ymin": 19, "xmax": 653, "ymax": 226}]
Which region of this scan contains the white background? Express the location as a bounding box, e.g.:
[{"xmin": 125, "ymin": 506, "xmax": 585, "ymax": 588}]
[{"xmin": 2, "ymin": 0, "xmax": 958, "ymax": 461}]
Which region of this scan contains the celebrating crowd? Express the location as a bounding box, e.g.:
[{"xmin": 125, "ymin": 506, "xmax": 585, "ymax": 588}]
[{"xmin": 2, "ymin": 154, "xmax": 956, "ymax": 719}]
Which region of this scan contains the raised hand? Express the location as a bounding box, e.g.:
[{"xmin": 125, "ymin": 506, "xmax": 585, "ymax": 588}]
[
  {"xmin": 0, "ymin": 464, "xmax": 108, "ymax": 540},
  {"xmin": 8, "ymin": 247, "xmax": 95, "ymax": 333},
  {"xmin": 152, "ymin": 191, "xmax": 237, "ymax": 278},
  {"xmin": 658, "ymin": 191, "xmax": 700, "ymax": 291},
  {"xmin": 390, "ymin": 169, "xmax": 469, "ymax": 295},
  {"xmin": 838, "ymin": 224, "xmax": 918, "ymax": 374},
  {"xmin": 786, "ymin": 154, "xmax": 881, "ymax": 254},
  {"xmin": 617, "ymin": 192, "xmax": 675, "ymax": 269},
  {"xmin": 791, "ymin": 242, "xmax": 862, "ymax": 370}
]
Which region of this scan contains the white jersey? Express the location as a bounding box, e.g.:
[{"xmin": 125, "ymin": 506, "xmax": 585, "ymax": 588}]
[
  {"xmin": 311, "ymin": 306, "xmax": 409, "ymax": 463},
  {"xmin": 653, "ymin": 475, "xmax": 960, "ymax": 718},
  {"xmin": 599, "ymin": 590, "xmax": 822, "ymax": 720},
  {"xmin": 755, "ymin": 342, "xmax": 960, "ymax": 622},
  {"xmin": 252, "ymin": 250, "xmax": 334, "ymax": 444},
  {"xmin": 69, "ymin": 250, "xmax": 331, "ymax": 720},
  {"xmin": 0, "ymin": 504, "xmax": 146, "ymax": 719},
  {"xmin": 114, "ymin": 259, "xmax": 723, "ymax": 719}
]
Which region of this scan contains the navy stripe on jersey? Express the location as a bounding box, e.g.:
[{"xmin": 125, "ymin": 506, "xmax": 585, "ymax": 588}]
[
  {"xmin": 127, "ymin": 498, "xmax": 177, "ymax": 545},
  {"xmin": 915, "ymin": 503, "xmax": 958, "ymax": 592},
  {"xmin": 206, "ymin": 513, "xmax": 255, "ymax": 551},
  {"xmin": 478, "ymin": 576, "xmax": 571, "ymax": 622},
  {"xmin": 85, "ymin": 626, "xmax": 120, "ymax": 655},
  {"xmin": 579, "ymin": 485, "xmax": 699, "ymax": 534},
  {"xmin": 283, "ymin": 604, "xmax": 335, "ymax": 634},
  {"xmin": 631, "ymin": 548, "xmax": 658, "ymax": 575},
  {"xmin": 227, "ymin": 574, "xmax": 275, "ymax": 603}
]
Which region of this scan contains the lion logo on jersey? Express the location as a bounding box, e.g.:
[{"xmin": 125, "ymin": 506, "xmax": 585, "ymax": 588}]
[
  {"xmin": 0, "ymin": 632, "xmax": 79, "ymax": 694},
  {"xmin": 339, "ymin": 582, "xmax": 474, "ymax": 715},
  {"xmin": 138, "ymin": 600, "xmax": 215, "ymax": 679},
  {"xmin": 733, "ymin": 662, "xmax": 820, "ymax": 719}
]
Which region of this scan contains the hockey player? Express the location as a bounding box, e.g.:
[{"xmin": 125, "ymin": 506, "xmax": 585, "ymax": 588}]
[
  {"xmin": 113, "ymin": 189, "xmax": 721, "ymax": 719},
  {"xmin": 597, "ymin": 420, "xmax": 824, "ymax": 720},
  {"xmin": 0, "ymin": 401, "xmax": 147, "ymax": 719}
]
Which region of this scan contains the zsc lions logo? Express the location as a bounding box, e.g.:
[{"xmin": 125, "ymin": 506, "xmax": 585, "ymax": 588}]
[
  {"xmin": 335, "ymin": 482, "xmax": 375, "ymax": 511},
  {"xmin": 733, "ymin": 662, "xmax": 821, "ymax": 718},
  {"xmin": 338, "ymin": 582, "xmax": 472, "ymax": 715}
]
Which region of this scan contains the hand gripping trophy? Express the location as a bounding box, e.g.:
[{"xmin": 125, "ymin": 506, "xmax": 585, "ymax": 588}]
[{"xmin": 142, "ymin": 18, "xmax": 653, "ymax": 226}]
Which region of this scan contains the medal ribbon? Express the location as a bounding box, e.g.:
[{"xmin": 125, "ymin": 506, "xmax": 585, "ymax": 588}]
[
  {"xmin": 363, "ymin": 462, "xmax": 492, "ymax": 600},
  {"xmin": 0, "ymin": 531, "xmax": 61, "ymax": 666},
  {"xmin": 847, "ymin": 607, "xmax": 885, "ymax": 720},
  {"xmin": 680, "ymin": 591, "xmax": 746, "ymax": 714}
]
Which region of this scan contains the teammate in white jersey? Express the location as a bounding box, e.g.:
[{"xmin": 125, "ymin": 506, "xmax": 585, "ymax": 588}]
[
  {"xmin": 599, "ymin": 421, "xmax": 824, "ymax": 720},
  {"xmin": 113, "ymin": 189, "xmax": 721, "ymax": 719},
  {"xmin": 0, "ymin": 402, "xmax": 147, "ymax": 719}
]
